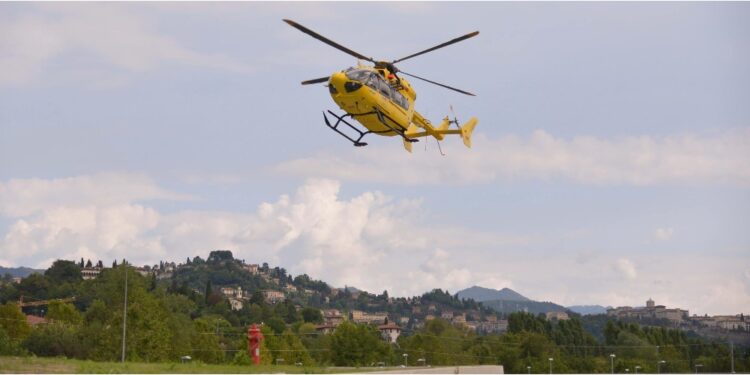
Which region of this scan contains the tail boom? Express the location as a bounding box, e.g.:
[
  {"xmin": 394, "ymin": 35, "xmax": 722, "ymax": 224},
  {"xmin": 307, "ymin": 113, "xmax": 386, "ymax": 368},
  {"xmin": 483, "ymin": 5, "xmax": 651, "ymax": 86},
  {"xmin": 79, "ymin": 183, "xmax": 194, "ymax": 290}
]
[{"xmin": 404, "ymin": 112, "xmax": 479, "ymax": 151}]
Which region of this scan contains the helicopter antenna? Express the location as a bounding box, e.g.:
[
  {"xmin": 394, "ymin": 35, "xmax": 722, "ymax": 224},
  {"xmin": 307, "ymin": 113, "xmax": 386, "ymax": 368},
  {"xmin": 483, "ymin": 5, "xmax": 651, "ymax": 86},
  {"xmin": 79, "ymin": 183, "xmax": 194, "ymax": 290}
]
[
  {"xmin": 449, "ymin": 105, "xmax": 461, "ymax": 129},
  {"xmin": 436, "ymin": 138, "xmax": 446, "ymax": 156}
]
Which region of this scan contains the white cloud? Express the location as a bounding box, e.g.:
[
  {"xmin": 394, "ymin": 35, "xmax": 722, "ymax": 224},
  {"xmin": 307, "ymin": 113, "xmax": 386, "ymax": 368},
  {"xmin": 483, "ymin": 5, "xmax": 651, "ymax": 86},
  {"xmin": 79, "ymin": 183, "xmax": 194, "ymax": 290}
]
[
  {"xmin": 0, "ymin": 4, "xmax": 252, "ymax": 86},
  {"xmin": 654, "ymin": 227, "xmax": 674, "ymax": 241},
  {"xmin": 615, "ymin": 258, "xmax": 638, "ymax": 280},
  {"xmin": 1, "ymin": 173, "xmax": 748, "ymax": 315},
  {"xmin": 0, "ymin": 174, "xmax": 474, "ymax": 295},
  {"xmin": 275, "ymin": 129, "xmax": 750, "ymax": 187},
  {"xmin": 0, "ymin": 172, "xmax": 190, "ymax": 217}
]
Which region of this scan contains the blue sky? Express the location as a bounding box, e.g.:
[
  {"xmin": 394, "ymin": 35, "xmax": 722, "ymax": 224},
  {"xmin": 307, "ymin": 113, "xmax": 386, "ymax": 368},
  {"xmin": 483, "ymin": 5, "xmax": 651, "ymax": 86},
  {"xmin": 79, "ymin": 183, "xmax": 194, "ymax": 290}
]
[{"xmin": 1, "ymin": 2, "xmax": 748, "ymax": 315}]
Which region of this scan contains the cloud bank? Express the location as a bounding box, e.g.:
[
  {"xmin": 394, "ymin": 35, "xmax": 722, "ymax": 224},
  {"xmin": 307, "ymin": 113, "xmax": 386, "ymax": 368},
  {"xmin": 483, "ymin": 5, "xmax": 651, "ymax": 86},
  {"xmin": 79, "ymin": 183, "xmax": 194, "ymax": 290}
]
[
  {"xmin": 275, "ymin": 129, "xmax": 750, "ymax": 187},
  {"xmin": 0, "ymin": 4, "xmax": 252, "ymax": 86},
  {"xmin": 1, "ymin": 173, "xmax": 748, "ymax": 315}
]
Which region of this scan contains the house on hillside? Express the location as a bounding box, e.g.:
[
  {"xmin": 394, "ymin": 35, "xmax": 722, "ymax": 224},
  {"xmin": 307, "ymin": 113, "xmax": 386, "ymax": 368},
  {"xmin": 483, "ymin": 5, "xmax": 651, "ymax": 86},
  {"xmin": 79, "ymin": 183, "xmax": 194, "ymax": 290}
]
[
  {"xmin": 322, "ymin": 309, "xmax": 344, "ymax": 326},
  {"xmin": 243, "ymin": 263, "xmax": 259, "ymax": 275},
  {"xmin": 315, "ymin": 323, "xmax": 336, "ymax": 334},
  {"xmin": 26, "ymin": 315, "xmax": 47, "ymax": 326},
  {"xmin": 81, "ymin": 267, "xmax": 102, "ymax": 280},
  {"xmin": 607, "ymin": 298, "xmax": 688, "ymax": 323},
  {"xmin": 263, "ymin": 290, "xmax": 285, "ymax": 304},
  {"xmin": 452, "ymin": 313, "xmax": 466, "ymax": 324},
  {"xmin": 351, "ymin": 310, "xmax": 388, "ymax": 324},
  {"xmin": 378, "ymin": 320, "xmax": 402, "ymax": 344},
  {"xmin": 228, "ymin": 298, "xmax": 243, "ymax": 311},
  {"xmin": 135, "ymin": 267, "xmax": 152, "ymax": 277},
  {"xmin": 546, "ymin": 311, "xmax": 570, "ymax": 321},
  {"xmin": 221, "ymin": 286, "xmax": 245, "ymax": 299}
]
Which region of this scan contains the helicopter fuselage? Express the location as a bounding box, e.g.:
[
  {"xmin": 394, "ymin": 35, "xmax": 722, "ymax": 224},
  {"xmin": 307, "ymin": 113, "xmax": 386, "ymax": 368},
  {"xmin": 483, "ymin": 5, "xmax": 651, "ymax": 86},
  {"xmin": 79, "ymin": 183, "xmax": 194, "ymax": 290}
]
[{"xmin": 328, "ymin": 67, "xmax": 417, "ymax": 136}]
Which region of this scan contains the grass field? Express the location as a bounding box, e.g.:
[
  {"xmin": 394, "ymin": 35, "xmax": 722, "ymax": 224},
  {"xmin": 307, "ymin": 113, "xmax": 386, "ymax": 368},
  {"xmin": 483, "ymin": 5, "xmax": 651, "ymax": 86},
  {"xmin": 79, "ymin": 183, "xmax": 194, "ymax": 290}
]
[{"xmin": 0, "ymin": 356, "xmax": 379, "ymax": 374}]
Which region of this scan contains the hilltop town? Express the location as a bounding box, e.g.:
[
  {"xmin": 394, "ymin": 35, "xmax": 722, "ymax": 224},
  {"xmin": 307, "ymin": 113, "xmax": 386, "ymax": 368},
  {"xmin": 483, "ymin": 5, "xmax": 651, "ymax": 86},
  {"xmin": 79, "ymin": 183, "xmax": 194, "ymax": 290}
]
[
  {"xmin": 29, "ymin": 250, "xmax": 509, "ymax": 339},
  {"xmin": 4, "ymin": 250, "xmax": 746, "ymax": 344},
  {"xmin": 1, "ymin": 250, "xmax": 748, "ymax": 373}
]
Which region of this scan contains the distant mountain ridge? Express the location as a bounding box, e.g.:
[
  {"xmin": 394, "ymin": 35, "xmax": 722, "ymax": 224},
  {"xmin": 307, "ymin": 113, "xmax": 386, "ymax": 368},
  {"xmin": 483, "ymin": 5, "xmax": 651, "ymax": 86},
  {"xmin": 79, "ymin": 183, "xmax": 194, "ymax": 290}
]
[
  {"xmin": 0, "ymin": 266, "xmax": 43, "ymax": 278},
  {"xmin": 457, "ymin": 285, "xmax": 568, "ymax": 315},
  {"xmin": 457, "ymin": 285, "xmax": 530, "ymax": 302}
]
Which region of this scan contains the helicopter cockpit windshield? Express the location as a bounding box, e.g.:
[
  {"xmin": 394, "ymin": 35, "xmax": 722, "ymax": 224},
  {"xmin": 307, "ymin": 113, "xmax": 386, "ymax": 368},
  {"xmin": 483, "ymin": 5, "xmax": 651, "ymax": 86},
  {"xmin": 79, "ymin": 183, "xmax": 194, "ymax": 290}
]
[
  {"xmin": 345, "ymin": 68, "xmax": 372, "ymax": 82},
  {"xmin": 344, "ymin": 68, "xmax": 409, "ymax": 109}
]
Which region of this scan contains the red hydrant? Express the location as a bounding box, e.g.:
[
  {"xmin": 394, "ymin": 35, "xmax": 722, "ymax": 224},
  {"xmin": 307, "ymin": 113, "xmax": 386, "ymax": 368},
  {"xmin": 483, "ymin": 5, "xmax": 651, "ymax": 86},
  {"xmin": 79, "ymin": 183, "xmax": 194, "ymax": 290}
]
[{"xmin": 247, "ymin": 324, "xmax": 264, "ymax": 365}]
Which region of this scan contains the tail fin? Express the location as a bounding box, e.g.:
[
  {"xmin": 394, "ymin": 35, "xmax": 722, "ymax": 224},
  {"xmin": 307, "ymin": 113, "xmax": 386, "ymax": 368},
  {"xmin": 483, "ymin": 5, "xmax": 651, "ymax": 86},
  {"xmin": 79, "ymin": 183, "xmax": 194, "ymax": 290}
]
[
  {"xmin": 438, "ymin": 116, "xmax": 451, "ymax": 132},
  {"xmin": 461, "ymin": 117, "xmax": 478, "ymax": 148},
  {"xmin": 403, "ymin": 124, "xmax": 420, "ymax": 153}
]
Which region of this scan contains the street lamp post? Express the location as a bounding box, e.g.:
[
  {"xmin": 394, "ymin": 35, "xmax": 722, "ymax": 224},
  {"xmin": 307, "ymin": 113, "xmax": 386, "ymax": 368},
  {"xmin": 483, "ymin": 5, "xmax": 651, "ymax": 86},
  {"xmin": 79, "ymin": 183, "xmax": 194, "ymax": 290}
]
[
  {"xmin": 610, "ymin": 354, "xmax": 616, "ymax": 374},
  {"xmin": 658, "ymin": 360, "xmax": 666, "ymax": 374},
  {"xmin": 695, "ymin": 364, "xmax": 703, "ymax": 374},
  {"xmin": 121, "ymin": 264, "xmax": 128, "ymax": 363},
  {"xmin": 549, "ymin": 357, "xmax": 553, "ymax": 374},
  {"xmin": 635, "ymin": 365, "xmax": 641, "ymax": 374},
  {"xmin": 403, "ymin": 353, "xmax": 408, "ymax": 367}
]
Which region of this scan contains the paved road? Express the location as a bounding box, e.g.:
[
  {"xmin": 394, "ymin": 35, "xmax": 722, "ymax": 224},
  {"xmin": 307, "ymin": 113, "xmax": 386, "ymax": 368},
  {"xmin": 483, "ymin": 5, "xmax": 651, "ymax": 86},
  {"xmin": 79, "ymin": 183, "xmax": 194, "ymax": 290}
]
[{"xmin": 369, "ymin": 365, "xmax": 504, "ymax": 374}]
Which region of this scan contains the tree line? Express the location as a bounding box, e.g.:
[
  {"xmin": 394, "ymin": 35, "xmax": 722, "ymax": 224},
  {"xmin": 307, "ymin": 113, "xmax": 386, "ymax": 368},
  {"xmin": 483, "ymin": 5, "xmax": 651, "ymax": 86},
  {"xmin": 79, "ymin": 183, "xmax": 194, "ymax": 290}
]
[{"xmin": 0, "ymin": 259, "xmax": 747, "ymax": 372}]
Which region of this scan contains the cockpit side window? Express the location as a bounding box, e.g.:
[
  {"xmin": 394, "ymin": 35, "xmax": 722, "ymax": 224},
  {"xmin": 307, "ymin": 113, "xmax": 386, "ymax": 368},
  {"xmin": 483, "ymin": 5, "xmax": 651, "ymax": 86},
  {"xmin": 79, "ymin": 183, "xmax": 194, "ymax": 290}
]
[
  {"xmin": 392, "ymin": 90, "xmax": 409, "ymax": 110},
  {"xmin": 374, "ymin": 75, "xmax": 392, "ymax": 99}
]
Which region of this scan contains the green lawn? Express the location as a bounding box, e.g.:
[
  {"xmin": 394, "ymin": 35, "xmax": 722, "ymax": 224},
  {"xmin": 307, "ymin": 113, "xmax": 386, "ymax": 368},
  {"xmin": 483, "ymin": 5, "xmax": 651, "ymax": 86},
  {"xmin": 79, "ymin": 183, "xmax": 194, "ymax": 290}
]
[{"xmin": 0, "ymin": 356, "xmax": 378, "ymax": 373}]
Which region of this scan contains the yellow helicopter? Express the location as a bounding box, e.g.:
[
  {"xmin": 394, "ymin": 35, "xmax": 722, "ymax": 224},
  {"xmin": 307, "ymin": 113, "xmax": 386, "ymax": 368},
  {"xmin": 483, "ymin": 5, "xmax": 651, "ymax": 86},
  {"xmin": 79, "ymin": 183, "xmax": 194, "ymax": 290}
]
[{"xmin": 284, "ymin": 19, "xmax": 479, "ymax": 153}]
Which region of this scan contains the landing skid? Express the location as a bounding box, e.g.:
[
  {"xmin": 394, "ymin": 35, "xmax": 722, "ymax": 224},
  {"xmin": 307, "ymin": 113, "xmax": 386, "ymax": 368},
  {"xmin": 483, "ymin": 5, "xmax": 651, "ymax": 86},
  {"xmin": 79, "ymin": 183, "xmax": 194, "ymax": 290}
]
[
  {"xmin": 323, "ymin": 110, "xmax": 370, "ymax": 146},
  {"xmin": 322, "ymin": 109, "xmax": 418, "ymax": 147}
]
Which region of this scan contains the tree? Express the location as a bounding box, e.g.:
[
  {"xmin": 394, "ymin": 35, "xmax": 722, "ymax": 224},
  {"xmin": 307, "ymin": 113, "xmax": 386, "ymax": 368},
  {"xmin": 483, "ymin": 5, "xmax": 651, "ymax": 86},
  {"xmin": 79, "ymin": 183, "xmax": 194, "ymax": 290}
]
[
  {"xmin": 329, "ymin": 321, "xmax": 390, "ymax": 366},
  {"xmin": 85, "ymin": 259, "xmax": 93, "ymax": 268},
  {"xmin": 249, "ymin": 291, "xmax": 265, "ymax": 306},
  {"xmin": 207, "ymin": 250, "xmax": 234, "ymax": 264},
  {"xmin": 149, "ymin": 273, "xmax": 157, "ymax": 291},
  {"xmin": 18, "ymin": 273, "xmax": 51, "ymax": 300},
  {"xmin": 301, "ymin": 307, "xmax": 323, "ymax": 324},
  {"xmin": 82, "ymin": 266, "xmax": 172, "ymax": 362},
  {"xmin": 44, "ymin": 260, "xmax": 82, "ymax": 284},
  {"xmin": 266, "ymin": 316, "xmax": 287, "ymax": 334},
  {"xmin": 46, "ymin": 300, "xmax": 83, "ymax": 325},
  {"xmin": 22, "ymin": 322, "xmax": 82, "ymax": 358},
  {"xmin": 0, "ymin": 302, "xmax": 30, "ymax": 340},
  {"xmin": 0, "ymin": 326, "xmax": 24, "ymax": 355},
  {"xmin": 205, "ymin": 280, "xmax": 213, "ymax": 305},
  {"xmin": 192, "ymin": 315, "xmax": 230, "ymax": 364}
]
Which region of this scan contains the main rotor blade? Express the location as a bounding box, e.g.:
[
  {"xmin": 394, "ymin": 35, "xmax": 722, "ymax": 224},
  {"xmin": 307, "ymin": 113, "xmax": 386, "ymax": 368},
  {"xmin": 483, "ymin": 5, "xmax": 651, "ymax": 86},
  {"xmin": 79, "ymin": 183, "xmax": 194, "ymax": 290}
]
[
  {"xmin": 283, "ymin": 19, "xmax": 374, "ymax": 63},
  {"xmin": 400, "ymin": 71, "xmax": 476, "ymax": 96},
  {"xmin": 392, "ymin": 31, "xmax": 479, "ymax": 64},
  {"xmin": 301, "ymin": 76, "xmax": 330, "ymax": 85}
]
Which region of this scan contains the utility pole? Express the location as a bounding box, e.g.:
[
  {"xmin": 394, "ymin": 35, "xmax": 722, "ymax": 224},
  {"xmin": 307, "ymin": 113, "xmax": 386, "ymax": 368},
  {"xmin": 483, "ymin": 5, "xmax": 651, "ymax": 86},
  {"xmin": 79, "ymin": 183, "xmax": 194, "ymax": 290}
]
[
  {"xmin": 731, "ymin": 341, "xmax": 735, "ymax": 373},
  {"xmin": 121, "ymin": 263, "xmax": 128, "ymax": 363},
  {"xmin": 548, "ymin": 357, "xmax": 553, "ymax": 374}
]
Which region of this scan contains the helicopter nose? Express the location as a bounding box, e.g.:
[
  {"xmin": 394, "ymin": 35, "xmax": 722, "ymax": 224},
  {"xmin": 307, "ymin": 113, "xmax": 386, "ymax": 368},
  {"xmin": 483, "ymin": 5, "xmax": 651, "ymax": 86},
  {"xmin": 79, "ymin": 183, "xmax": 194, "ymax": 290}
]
[{"xmin": 329, "ymin": 72, "xmax": 347, "ymax": 95}]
